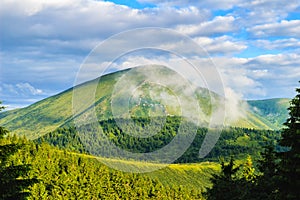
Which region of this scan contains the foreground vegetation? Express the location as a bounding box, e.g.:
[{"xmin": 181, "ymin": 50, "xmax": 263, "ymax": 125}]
[
  {"xmin": 206, "ymin": 84, "xmax": 300, "ymax": 200},
  {"xmin": 1, "ymin": 135, "xmax": 209, "ymax": 199},
  {"xmin": 0, "ymin": 83, "xmax": 299, "ymax": 199}
]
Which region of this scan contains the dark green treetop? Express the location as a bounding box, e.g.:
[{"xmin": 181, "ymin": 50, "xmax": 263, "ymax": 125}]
[
  {"xmin": 277, "ymin": 82, "xmax": 300, "ymax": 199},
  {"xmin": 0, "ymin": 101, "xmax": 38, "ymax": 200}
]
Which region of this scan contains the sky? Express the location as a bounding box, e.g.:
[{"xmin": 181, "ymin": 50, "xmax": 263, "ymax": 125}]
[{"xmin": 0, "ymin": 0, "xmax": 300, "ymax": 110}]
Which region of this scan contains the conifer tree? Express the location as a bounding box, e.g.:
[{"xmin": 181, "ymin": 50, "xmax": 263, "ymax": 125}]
[
  {"xmin": 0, "ymin": 101, "xmax": 38, "ymax": 200},
  {"xmin": 254, "ymin": 144, "xmax": 279, "ymax": 199},
  {"xmin": 205, "ymin": 157, "xmax": 242, "ymax": 200},
  {"xmin": 277, "ymin": 83, "xmax": 300, "ymax": 199}
]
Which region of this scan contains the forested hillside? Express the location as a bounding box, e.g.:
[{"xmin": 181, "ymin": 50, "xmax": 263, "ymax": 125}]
[
  {"xmin": 3, "ymin": 135, "xmax": 213, "ymax": 199},
  {"xmin": 37, "ymin": 116, "xmax": 282, "ymax": 163}
]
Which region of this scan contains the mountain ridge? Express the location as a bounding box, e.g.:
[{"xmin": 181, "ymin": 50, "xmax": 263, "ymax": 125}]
[{"xmin": 0, "ymin": 67, "xmax": 289, "ymax": 139}]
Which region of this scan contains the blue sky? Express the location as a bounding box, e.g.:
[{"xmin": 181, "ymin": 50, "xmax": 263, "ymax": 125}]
[{"xmin": 0, "ymin": 0, "xmax": 299, "ymax": 109}]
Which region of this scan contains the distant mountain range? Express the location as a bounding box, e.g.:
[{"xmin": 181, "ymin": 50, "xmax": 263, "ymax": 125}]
[{"xmin": 0, "ymin": 66, "xmax": 290, "ymax": 140}]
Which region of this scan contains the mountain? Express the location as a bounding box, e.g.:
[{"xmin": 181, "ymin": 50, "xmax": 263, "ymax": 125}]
[
  {"xmin": 229, "ymin": 98, "xmax": 289, "ymax": 130},
  {"xmin": 247, "ymin": 98, "xmax": 290, "ymax": 128},
  {"xmin": 0, "ymin": 66, "xmax": 289, "ymax": 139}
]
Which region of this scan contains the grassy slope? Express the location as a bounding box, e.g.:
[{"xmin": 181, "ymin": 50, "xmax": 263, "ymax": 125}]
[
  {"xmin": 0, "ymin": 68, "xmax": 289, "ymax": 139},
  {"xmin": 0, "ymin": 70, "xmax": 123, "ymax": 139},
  {"xmin": 68, "ymin": 151, "xmax": 219, "ymax": 191},
  {"xmin": 247, "ymin": 98, "xmax": 289, "ymax": 129},
  {"xmin": 148, "ymin": 162, "xmax": 218, "ymax": 191},
  {"xmin": 231, "ymin": 111, "xmax": 278, "ymax": 130},
  {"xmin": 0, "ymin": 90, "xmax": 73, "ymax": 138}
]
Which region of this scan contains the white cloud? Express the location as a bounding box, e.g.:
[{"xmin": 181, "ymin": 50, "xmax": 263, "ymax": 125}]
[
  {"xmin": 1, "ymin": 0, "xmax": 300, "ymax": 110},
  {"xmin": 237, "ymin": 0, "xmax": 300, "ymax": 24},
  {"xmin": 137, "ymin": 0, "xmax": 243, "ymax": 10},
  {"xmin": 224, "ymin": 87, "xmax": 248, "ymax": 123},
  {"xmin": 254, "ymin": 38, "xmax": 300, "ymax": 50},
  {"xmin": 250, "ymin": 69, "xmax": 269, "ymax": 78},
  {"xmin": 0, "ymin": 50, "xmax": 81, "ymax": 85},
  {"xmin": 1, "ymin": 84, "xmax": 19, "ymax": 95},
  {"xmin": 137, "ymin": 0, "xmax": 300, "ymax": 24},
  {"xmin": 16, "ymin": 83, "xmax": 43, "ymax": 95},
  {"xmin": 247, "ymin": 53, "xmax": 300, "ymax": 67},
  {"xmin": 249, "ymin": 20, "xmax": 300, "ymax": 38},
  {"xmin": 176, "ymin": 16, "xmax": 236, "ymax": 36},
  {"xmin": 209, "ymin": 53, "xmax": 300, "ymax": 99},
  {"xmin": 194, "ymin": 36, "xmax": 247, "ymax": 55},
  {"xmin": 244, "ymin": 54, "xmax": 300, "ymax": 90},
  {"xmin": 0, "ymin": 0, "xmax": 208, "ymax": 42},
  {"xmin": 217, "ymin": 60, "xmax": 266, "ymax": 98},
  {"xmin": 1, "ymin": 83, "xmax": 43, "ymax": 96}
]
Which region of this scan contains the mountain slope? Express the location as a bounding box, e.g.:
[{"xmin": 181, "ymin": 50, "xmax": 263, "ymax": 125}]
[
  {"xmin": 0, "ymin": 67, "xmax": 289, "ymax": 139},
  {"xmin": 0, "ymin": 69, "xmax": 125, "ymax": 139},
  {"xmin": 247, "ymin": 98, "xmax": 290, "ymax": 129}
]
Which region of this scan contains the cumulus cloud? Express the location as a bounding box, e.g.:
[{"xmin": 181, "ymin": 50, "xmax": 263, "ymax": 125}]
[
  {"xmin": 137, "ymin": 0, "xmax": 243, "ymax": 10},
  {"xmin": 0, "ymin": 0, "xmax": 300, "ymax": 110},
  {"xmin": 250, "ymin": 69, "xmax": 269, "ymax": 78},
  {"xmin": 235, "ymin": 0, "xmax": 300, "ymax": 26},
  {"xmin": 1, "ymin": 83, "xmax": 43, "ymax": 96},
  {"xmin": 0, "ymin": 51, "xmax": 81, "ymax": 86},
  {"xmin": 176, "ymin": 16, "xmax": 236, "ymax": 36},
  {"xmin": 16, "ymin": 83, "xmax": 43, "ymax": 95},
  {"xmin": 254, "ymin": 38, "xmax": 300, "ymax": 50},
  {"xmin": 244, "ymin": 54, "xmax": 300, "ymax": 95},
  {"xmin": 137, "ymin": 0, "xmax": 300, "ymax": 24},
  {"xmin": 249, "ymin": 20, "xmax": 300, "ymax": 38},
  {"xmin": 0, "ymin": 0, "xmax": 209, "ymax": 44},
  {"xmin": 213, "ymin": 54, "xmax": 300, "ymax": 99},
  {"xmin": 194, "ymin": 36, "xmax": 247, "ymax": 55},
  {"xmin": 0, "ymin": 82, "xmax": 47, "ymax": 109},
  {"xmin": 0, "ymin": 0, "xmax": 211, "ymax": 86},
  {"xmin": 215, "ymin": 58, "xmax": 267, "ymax": 98},
  {"xmin": 247, "ymin": 53, "xmax": 300, "ymax": 67}
]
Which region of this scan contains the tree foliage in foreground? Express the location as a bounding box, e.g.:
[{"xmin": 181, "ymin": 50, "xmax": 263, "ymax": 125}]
[
  {"xmin": 277, "ymin": 83, "xmax": 300, "ymax": 199},
  {"xmin": 0, "ymin": 102, "xmax": 38, "ymax": 200},
  {"xmin": 14, "ymin": 142, "xmax": 203, "ymax": 199},
  {"xmin": 206, "ymin": 82, "xmax": 300, "ymax": 200},
  {"xmin": 205, "ymin": 156, "xmax": 257, "ymax": 200}
]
